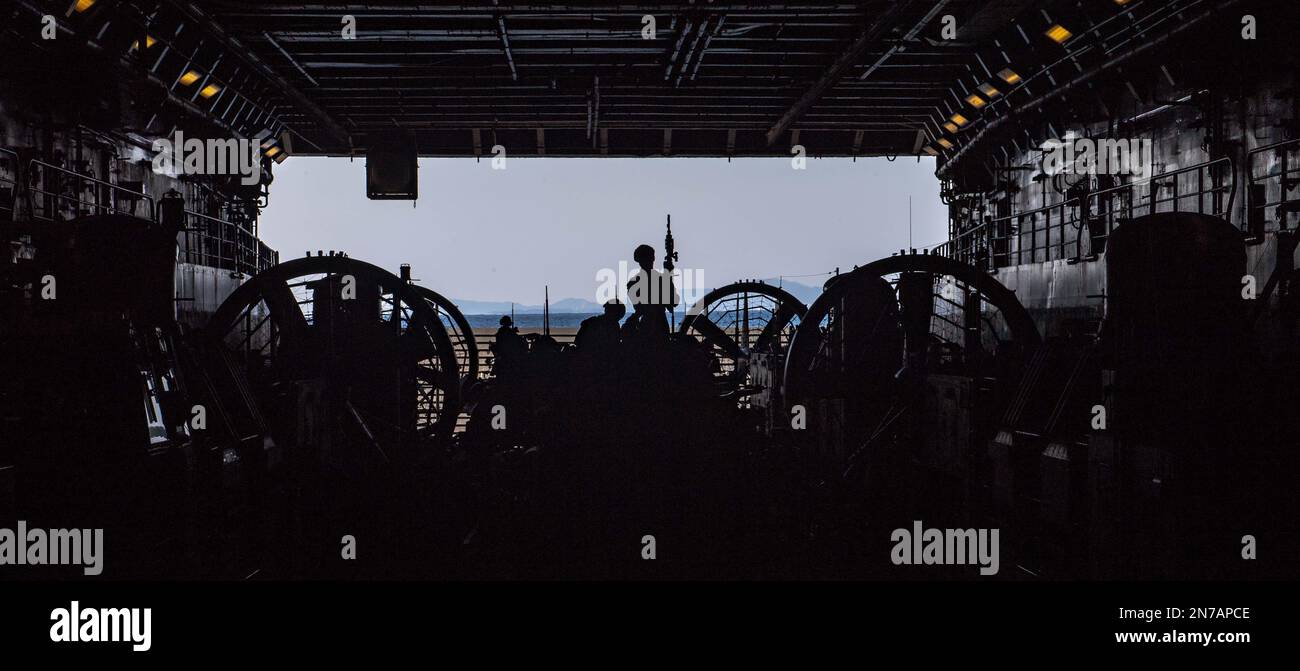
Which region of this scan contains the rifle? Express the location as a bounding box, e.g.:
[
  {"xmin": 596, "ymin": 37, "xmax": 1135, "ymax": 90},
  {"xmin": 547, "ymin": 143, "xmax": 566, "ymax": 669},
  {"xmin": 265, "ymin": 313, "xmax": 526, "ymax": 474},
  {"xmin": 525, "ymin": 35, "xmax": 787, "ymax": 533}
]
[{"xmin": 664, "ymin": 215, "xmax": 679, "ymax": 329}]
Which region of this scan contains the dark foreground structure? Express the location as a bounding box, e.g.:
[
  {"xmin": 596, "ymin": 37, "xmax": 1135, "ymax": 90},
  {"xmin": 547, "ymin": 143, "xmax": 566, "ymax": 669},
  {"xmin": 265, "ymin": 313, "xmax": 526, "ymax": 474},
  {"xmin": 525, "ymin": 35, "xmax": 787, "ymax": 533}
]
[{"xmin": 1, "ymin": 0, "xmax": 1298, "ymax": 582}]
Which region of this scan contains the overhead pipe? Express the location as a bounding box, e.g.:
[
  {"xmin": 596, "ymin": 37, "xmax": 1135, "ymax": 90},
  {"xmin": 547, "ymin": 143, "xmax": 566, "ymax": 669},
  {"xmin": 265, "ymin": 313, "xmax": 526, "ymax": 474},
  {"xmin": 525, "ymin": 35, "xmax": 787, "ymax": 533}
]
[
  {"xmin": 674, "ymin": 16, "xmax": 711, "ymax": 87},
  {"xmin": 496, "ymin": 16, "xmax": 519, "ymax": 81},
  {"xmin": 664, "ymin": 18, "xmax": 695, "ymax": 81}
]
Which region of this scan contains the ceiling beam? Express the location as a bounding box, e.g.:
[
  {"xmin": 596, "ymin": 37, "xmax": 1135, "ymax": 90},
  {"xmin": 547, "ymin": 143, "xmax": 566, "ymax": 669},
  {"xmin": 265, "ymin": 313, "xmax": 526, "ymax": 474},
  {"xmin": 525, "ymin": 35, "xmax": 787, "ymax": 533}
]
[{"xmin": 763, "ymin": 0, "xmax": 925, "ymax": 146}]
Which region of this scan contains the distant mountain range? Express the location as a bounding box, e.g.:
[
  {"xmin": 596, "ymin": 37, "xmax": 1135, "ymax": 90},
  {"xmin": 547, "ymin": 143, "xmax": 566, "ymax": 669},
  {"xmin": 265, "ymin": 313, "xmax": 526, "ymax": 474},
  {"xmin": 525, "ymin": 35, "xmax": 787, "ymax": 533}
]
[{"xmin": 453, "ymin": 277, "xmax": 827, "ymax": 315}]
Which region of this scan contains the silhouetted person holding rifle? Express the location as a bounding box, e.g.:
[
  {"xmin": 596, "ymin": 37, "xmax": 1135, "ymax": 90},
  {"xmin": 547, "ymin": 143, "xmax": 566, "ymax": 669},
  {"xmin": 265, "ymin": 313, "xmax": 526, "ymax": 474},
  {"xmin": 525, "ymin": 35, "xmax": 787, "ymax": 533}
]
[{"xmin": 624, "ymin": 244, "xmax": 678, "ymax": 341}]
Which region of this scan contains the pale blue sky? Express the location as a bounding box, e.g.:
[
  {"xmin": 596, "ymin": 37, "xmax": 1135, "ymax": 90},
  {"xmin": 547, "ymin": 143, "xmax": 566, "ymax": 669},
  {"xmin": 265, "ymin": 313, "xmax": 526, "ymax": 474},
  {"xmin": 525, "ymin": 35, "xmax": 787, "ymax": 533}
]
[{"xmin": 258, "ymin": 156, "xmax": 947, "ymax": 304}]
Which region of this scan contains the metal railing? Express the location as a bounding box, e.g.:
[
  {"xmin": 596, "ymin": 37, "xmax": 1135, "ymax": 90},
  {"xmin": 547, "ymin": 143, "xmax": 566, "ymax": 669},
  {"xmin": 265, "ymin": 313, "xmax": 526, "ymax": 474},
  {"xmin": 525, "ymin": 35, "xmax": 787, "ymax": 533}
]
[
  {"xmin": 3, "ymin": 152, "xmax": 277, "ymax": 277},
  {"xmin": 996, "ymin": 196, "xmax": 1085, "ymax": 267},
  {"xmin": 1087, "ymin": 155, "xmax": 1235, "ymax": 238},
  {"xmin": 956, "ymin": 156, "xmax": 1235, "ymax": 269},
  {"xmin": 1246, "ymin": 138, "xmax": 1300, "ymax": 236},
  {"xmin": 26, "ymin": 159, "xmax": 156, "ymax": 222},
  {"xmin": 180, "ymin": 209, "xmax": 278, "ymax": 275},
  {"xmin": 0, "ymin": 148, "xmax": 17, "ymax": 222}
]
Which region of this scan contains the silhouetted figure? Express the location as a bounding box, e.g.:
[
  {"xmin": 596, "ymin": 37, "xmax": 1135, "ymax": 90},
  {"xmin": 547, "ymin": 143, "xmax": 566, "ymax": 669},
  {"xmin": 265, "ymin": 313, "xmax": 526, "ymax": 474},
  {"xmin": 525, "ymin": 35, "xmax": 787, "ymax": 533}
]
[
  {"xmin": 491, "ymin": 315, "xmax": 526, "ymax": 376},
  {"xmin": 624, "ymin": 244, "xmax": 678, "ymax": 340},
  {"xmin": 575, "ymin": 299, "xmax": 625, "ymax": 356}
]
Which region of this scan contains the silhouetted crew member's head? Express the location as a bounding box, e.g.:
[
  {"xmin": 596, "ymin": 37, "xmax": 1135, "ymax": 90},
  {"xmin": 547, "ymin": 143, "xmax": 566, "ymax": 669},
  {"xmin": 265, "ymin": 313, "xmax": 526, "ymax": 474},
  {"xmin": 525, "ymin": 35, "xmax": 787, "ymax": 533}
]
[
  {"xmin": 576, "ymin": 299, "xmax": 625, "ymax": 355},
  {"xmin": 499, "ymin": 315, "xmax": 513, "ymax": 327},
  {"xmin": 634, "ymin": 244, "xmax": 655, "ymax": 270}
]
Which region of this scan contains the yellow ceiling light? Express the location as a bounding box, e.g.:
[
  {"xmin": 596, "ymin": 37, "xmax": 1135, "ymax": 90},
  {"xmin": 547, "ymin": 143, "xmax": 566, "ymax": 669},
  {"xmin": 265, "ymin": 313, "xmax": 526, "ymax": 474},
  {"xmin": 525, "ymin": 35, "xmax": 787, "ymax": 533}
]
[
  {"xmin": 264, "ymin": 146, "xmax": 282, "ymax": 158},
  {"xmin": 178, "ymin": 70, "xmax": 202, "ymax": 86},
  {"xmin": 199, "ymin": 83, "xmax": 222, "ymax": 98},
  {"xmin": 937, "ymin": 138, "xmax": 955, "ymax": 150},
  {"xmin": 950, "ymin": 113, "xmax": 969, "ymax": 127},
  {"xmin": 943, "ymin": 122, "xmax": 959, "ymax": 133},
  {"xmin": 965, "ymin": 94, "xmax": 987, "ymax": 108},
  {"xmin": 74, "ymin": 0, "xmax": 96, "ymax": 12},
  {"xmin": 998, "ymin": 68, "xmax": 1022, "ymax": 84},
  {"xmin": 131, "ymin": 35, "xmax": 158, "ymax": 50},
  {"xmin": 922, "ymin": 146, "xmax": 939, "ymax": 156},
  {"xmin": 978, "ymin": 83, "xmax": 1001, "ymax": 98},
  {"xmin": 1114, "ymin": 0, "xmax": 1133, "ymax": 4},
  {"xmin": 1045, "ymin": 24, "xmax": 1073, "ymax": 43}
]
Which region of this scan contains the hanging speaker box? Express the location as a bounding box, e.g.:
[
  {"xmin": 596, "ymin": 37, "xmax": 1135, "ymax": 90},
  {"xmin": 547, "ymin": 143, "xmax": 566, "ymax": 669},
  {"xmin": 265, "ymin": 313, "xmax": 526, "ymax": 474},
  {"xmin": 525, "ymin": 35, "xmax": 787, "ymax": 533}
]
[{"xmin": 366, "ymin": 131, "xmax": 418, "ymax": 200}]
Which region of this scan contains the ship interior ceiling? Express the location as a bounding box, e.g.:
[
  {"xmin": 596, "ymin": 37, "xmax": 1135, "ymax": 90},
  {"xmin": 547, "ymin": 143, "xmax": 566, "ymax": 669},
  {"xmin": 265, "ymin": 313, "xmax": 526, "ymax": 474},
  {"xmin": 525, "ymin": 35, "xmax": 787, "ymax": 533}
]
[{"xmin": 2, "ymin": 0, "xmax": 1300, "ymax": 587}]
